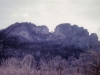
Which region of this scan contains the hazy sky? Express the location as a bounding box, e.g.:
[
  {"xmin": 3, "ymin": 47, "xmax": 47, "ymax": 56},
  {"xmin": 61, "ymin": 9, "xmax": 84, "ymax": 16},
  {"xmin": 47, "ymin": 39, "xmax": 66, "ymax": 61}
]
[{"xmin": 0, "ymin": 0, "xmax": 100, "ymax": 34}]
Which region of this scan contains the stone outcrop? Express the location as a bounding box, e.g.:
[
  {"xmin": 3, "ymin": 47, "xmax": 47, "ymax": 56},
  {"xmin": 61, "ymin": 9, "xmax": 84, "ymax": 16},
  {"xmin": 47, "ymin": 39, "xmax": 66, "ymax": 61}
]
[
  {"xmin": 89, "ymin": 33, "xmax": 99, "ymax": 48},
  {"xmin": 36, "ymin": 26, "xmax": 49, "ymax": 34},
  {"xmin": 0, "ymin": 22, "xmax": 100, "ymax": 60},
  {"xmin": 54, "ymin": 23, "xmax": 90, "ymax": 49},
  {"xmin": 1, "ymin": 22, "xmax": 100, "ymax": 49},
  {"xmin": 4, "ymin": 22, "xmax": 49, "ymax": 42}
]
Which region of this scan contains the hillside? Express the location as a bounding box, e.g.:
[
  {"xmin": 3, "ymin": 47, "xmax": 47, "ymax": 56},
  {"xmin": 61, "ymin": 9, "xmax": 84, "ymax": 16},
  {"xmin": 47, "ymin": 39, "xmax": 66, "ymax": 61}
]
[{"xmin": 0, "ymin": 22, "xmax": 100, "ymax": 60}]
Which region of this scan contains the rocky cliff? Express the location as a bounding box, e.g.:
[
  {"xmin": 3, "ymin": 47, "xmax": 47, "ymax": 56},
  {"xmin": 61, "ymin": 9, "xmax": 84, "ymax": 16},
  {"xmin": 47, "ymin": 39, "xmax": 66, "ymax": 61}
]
[
  {"xmin": 2, "ymin": 22, "xmax": 100, "ymax": 49},
  {"xmin": 54, "ymin": 23, "xmax": 99, "ymax": 49},
  {"xmin": 4, "ymin": 22, "xmax": 49, "ymax": 42},
  {"xmin": 0, "ymin": 22, "xmax": 99, "ymax": 59}
]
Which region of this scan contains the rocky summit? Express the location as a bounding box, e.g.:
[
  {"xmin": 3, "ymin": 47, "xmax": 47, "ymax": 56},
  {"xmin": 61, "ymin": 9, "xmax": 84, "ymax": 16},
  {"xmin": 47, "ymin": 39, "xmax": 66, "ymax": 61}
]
[
  {"xmin": 4, "ymin": 22, "xmax": 49, "ymax": 42},
  {"xmin": 0, "ymin": 22, "xmax": 100, "ymax": 60}
]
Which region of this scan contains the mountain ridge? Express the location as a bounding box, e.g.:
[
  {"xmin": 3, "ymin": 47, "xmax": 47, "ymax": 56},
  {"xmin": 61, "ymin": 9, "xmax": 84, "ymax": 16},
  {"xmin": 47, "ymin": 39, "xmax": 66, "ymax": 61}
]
[
  {"xmin": 0, "ymin": 22, "xmax": 100, "ymax": 60},
  {"xmin": 2, "ymin": 22, "xmax": 100, "ymax": 49}
]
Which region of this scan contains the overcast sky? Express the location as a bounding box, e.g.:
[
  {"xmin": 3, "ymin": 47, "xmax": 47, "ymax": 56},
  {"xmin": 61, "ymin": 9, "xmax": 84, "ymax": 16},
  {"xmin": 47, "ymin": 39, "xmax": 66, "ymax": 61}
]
[{"xmin": 0, "ymin": 0, "xmax": 100, "ymax": 35}]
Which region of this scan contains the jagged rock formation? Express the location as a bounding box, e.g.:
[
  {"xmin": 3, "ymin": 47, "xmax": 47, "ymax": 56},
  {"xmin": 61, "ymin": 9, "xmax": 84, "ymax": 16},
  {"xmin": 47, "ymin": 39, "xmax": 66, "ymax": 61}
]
[
  {"xmin": 54, "ymin": 23, "xmax": 90, "ymax": 49},
  {"xmin": 35, "ymin": 25, "xmax": 49, "ymax": 34},
  {"xmin": 4, "ymin": 22, "xmax": 49, "ymax": 42},
  {"xmin": 0, "ymin": 22, "xmax": 99, "ymax": 60},
  {"xmin": 89, "ymin": 33, "xmax": 99, "ymax": 48},
  {"xmin": 3, "ymin": 22, "xmax": 99, "ymax": 49}
]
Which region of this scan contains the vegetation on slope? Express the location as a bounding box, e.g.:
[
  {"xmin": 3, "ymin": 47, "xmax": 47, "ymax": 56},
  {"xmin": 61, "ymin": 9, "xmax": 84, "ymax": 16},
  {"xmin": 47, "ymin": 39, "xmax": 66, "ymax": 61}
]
[{"xmin": 0, "ymin": 50, "xmax": 100, "ymax": 75}]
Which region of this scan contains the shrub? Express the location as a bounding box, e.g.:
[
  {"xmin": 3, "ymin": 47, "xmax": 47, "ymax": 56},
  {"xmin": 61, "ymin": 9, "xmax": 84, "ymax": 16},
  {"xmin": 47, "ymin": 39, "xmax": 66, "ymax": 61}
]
[{"xmin": 0, "ymin": 49, "xmax": 100, "ymax": 75}]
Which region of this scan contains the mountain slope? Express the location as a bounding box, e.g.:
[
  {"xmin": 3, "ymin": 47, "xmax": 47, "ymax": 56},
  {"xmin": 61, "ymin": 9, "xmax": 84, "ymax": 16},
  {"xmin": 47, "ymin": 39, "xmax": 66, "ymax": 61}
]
[{"xmin": 0, "ymin": 22, "xmax": 99, "ymax": 60}]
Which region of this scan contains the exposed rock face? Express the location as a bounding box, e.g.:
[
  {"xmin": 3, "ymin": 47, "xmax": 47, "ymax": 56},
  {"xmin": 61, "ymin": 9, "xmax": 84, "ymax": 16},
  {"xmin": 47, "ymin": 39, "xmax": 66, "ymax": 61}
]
[
  {"xmin": 0, "ymin": 22, "xmax": 99, "ymax": 60},
  {"xmin": 3, "ymin": 22, "xmax": 99, "ymax": 49},
  {"xmin": 4, "ymin": 22, "xmax": 49, "ymax": 42},
  {"xmin": 89, "ymin": 33, "xmax": 99, "ymax": 48},
  {"xmin": 2, "ymin": 22, "xmax": 99, "ymax": 49},
  {"xmin": 4, "ymin": 22, "xmax": 36, "ymax": 41},
  {"xmin": 36, "ymin": 26, "xmax": 49, "ymax": 34},
  {"xmin": 54, "ymin": 23, "xmax": 90, "ymax": 49}
]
